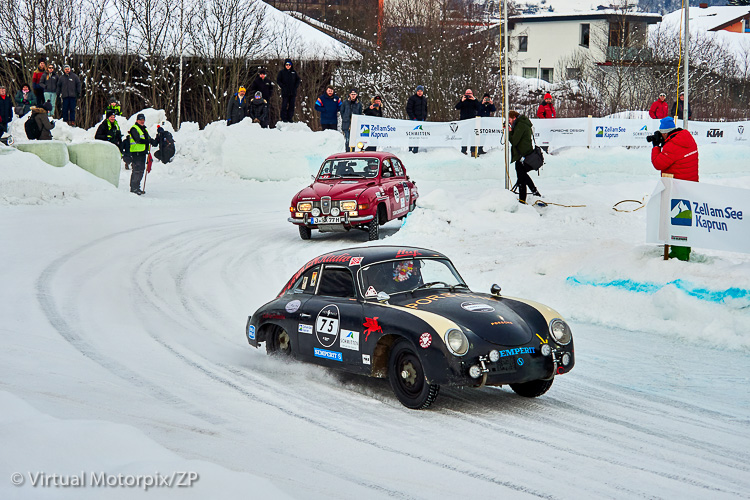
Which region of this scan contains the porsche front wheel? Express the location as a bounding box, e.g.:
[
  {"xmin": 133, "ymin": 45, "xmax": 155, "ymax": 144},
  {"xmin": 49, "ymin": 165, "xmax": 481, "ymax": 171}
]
[
  {"xmin": 510, "ymin": 378, "xmax": 553, "ymax": 398},
  {"xmin": 266, "ymin": 326, "xmax": 292, "ymax": 357},
  {"xmin": 388, "ymin": 339, "xmax": 439, "ymax": 409}
]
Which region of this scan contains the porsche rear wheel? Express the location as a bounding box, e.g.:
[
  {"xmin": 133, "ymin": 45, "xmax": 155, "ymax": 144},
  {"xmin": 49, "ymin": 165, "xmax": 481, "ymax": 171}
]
[
  {"xmin": 388, "ymin": 339, "xmax": 439, "ymax": 409},
  {"xmin": 299, "ymin": 225, "xmax": 311, "ymax": 240},
  {"xmin": 510, "ymin": 378, "xmax": 553, "ymax": 398},
  {"xmin": 266, "ymin": 326, "xmax": 292, "ymax": 356}
]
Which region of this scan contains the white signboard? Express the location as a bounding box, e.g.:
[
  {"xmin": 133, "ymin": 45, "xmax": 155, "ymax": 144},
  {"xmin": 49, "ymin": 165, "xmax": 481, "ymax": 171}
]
[{"xmin": 646, "ymin": 178, "xmax": 750, "ymax": 254}]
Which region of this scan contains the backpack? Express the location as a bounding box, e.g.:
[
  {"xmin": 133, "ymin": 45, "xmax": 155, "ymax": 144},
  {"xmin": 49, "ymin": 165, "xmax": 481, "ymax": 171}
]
[
  {"xmin": 25, "ymin": 116, "xmax": 42, "ymax": 140},
  {"xmin": 155, "ymin": 129, "xmax": 175, "ymax": 163}
]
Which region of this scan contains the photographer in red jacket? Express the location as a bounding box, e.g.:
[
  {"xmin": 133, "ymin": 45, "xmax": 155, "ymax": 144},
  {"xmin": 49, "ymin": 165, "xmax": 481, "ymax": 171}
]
[{"xmin": 650, "ymin": 116, "xmax": 699, "ymax": 261}]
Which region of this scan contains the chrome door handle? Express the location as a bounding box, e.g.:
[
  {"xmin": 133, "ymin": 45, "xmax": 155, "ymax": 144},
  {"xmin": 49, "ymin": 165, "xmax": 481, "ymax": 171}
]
[{"xmin": 299, "ymin": 313, "xmax": 311, "ymax": 319}]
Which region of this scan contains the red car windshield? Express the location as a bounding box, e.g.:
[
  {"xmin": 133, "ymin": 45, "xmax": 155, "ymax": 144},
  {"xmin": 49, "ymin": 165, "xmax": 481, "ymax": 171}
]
[{"xmin": 317, "ymin": 158, "xmax": 380, "ymax": 180}]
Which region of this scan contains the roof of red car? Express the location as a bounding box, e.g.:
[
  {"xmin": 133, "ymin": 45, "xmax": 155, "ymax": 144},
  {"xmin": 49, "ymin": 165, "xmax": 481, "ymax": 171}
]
[{"xmin": 325, "ymin": 151, "xmax": 395, "ymax": 160}]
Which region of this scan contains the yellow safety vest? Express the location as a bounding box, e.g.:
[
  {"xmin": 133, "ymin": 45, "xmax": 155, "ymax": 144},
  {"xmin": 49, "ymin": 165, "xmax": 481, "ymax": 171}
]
[{"xmin": 130, "ymin": 124, "xmax": 147, "ymax": 153}]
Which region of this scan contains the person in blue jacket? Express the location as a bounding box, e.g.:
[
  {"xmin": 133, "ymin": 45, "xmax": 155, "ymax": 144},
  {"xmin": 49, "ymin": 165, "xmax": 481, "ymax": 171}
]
[{"xmin": 314, "ymin": 85, "xmax": 341, "ymax": 131}]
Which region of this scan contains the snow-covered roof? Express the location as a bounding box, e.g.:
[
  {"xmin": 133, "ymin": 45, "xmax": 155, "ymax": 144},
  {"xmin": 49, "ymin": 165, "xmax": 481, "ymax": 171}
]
[
  {"xmin": 510, "ymin": 9, "xmax": 661, "ymax": 23},
  {"xmin": 659, "ymin": 6, "xmax": 750, "ymax": 33}
]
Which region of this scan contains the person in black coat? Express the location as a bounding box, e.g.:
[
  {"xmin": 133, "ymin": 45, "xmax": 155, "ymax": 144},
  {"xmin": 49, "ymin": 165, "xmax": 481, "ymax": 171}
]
[
  {"xmin": 0, "ymin": 86, "xmax": 13, "ymax": 134},
  {"xmin": 226, "ymin": 87, "xmax": 249, "ymax": 125},
  {"xmin": 277, "ymin": 59, "xmax": 301, "ymax": 122},
  {"xmin": 247, "ymin": 91, "xmax": 269, "ymax": 128},
  {"xmin": 94, "ymin": 110, "xmax": 122, "ymax": 149},
  {"xmin": 671, "ymin": 92, "xmax": 692, "ymax": 120},
  {"xmin": 478, "ymin": 93, "xmax": 496, "ymax": 117},
  {"xmin": 406, "ymin": 85, "xmax": 427, "ymax": 153},
  {"xmin": 250, "ymin": 69, "xmax": 273, "ymax": 102},
  {"xmin": 455, "ymin": 89, "xmax": 481, "ymax": 155}
]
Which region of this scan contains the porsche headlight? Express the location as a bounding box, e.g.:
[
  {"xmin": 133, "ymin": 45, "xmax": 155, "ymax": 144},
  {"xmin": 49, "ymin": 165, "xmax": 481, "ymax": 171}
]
[
  {"xmin": 445, "ymin": 328, "xmax": 469, "ymax": 356},
  {"xmin": 549, "ymin": 319, "xmax": 572, "ymax": 345},
  {"xmin": 297, "ymin": 202, "xmax": 313, "ymax": 212},
  {"xmin": 340, "ymin": 200, "xmax": 357, "ymax": 212}
]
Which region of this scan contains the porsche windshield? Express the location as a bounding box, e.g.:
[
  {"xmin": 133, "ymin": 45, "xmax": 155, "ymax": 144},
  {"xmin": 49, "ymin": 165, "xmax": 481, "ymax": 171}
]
[
  {"xmin": 317, "ymin": 158, "xmax": 380, "ymax": 179},
  {"xmin": 359, "ymin": 258, "xmax": 466, "ymax": 296}
]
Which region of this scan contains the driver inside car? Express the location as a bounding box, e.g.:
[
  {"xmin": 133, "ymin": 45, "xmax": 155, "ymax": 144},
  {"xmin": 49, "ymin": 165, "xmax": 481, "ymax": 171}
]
[{"xmin": 390, "ymin": 260, "xmax": 422, "ymax": 293}]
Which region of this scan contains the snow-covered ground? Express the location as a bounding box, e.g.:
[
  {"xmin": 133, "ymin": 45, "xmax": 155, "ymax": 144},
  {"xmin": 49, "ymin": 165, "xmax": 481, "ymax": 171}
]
[{"xmin": 1, "ymin": 116, "xmax": 749, "ymax": 499}]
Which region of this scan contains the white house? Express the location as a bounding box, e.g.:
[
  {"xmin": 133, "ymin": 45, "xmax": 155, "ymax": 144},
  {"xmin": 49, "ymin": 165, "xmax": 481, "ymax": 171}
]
[{"xmin": 508, "ymin": 10, "xmax": 661, "ymax": 83}]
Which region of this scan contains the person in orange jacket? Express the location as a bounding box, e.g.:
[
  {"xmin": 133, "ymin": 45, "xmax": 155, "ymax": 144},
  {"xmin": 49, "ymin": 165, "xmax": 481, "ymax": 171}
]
[
  {"xmin": 651, "ymin": 116, "xmax": 699, "ymax": 261},
  {"xmin": 536, "ymin": 92, "xmax": 556, "ymax": 118}
]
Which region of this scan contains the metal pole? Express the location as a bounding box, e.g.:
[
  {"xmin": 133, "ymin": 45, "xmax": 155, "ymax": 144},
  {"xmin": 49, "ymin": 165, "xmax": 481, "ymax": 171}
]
[
  {"xmin": 177, "ymin": 0, "xmax": 185, "ymax": 129},
  {"xmin": 683, "ymin": 1, "xmax": 689, "ymax": 130},
  {"xmin": 503, "ymin": 0, "xmax": 510, "ymax": 190}
]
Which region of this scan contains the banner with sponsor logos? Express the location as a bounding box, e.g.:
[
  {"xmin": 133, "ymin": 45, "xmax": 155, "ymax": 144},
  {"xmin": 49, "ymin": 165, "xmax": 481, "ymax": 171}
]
[
  {"xmin": 646, "ymin": 178, "xmax": 750, "ymax": 254},
  {"xmin": 349, "ymin": 114, "xmax": 750, "ymax": 150}
]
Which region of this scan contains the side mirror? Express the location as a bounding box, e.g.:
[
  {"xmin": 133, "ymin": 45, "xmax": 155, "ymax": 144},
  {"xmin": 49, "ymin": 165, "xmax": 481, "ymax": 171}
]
[
  {"xmin": 490, "ymin": 284, "xmax": 502, "ymax": 296},
  {"xmin": 377, "ymin": 291, "xmax": 390, "ymax": 303}
]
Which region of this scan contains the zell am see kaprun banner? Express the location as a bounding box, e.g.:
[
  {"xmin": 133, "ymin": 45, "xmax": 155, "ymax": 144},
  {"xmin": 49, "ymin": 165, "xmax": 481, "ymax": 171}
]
[
  {"xmin": 349, "ymin": 115, "xmax": 750, "ymax": 149},
  {"xmin": 646, "ymin": 178, "xmax": 750, "ymax": 254}
]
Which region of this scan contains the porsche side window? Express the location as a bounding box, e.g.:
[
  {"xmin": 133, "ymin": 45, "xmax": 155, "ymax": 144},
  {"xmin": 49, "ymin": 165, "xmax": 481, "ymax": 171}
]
[
  {"xmin": 317, "ymin": 267, "xmax": 355, "ymax": 298},
  {"xmin": 392, "ymin": 159, "xmax": 404, "ymax": 177},
  {"xmin": 293, "ymin": 266, "xmax": 321, "ymax": 294}
]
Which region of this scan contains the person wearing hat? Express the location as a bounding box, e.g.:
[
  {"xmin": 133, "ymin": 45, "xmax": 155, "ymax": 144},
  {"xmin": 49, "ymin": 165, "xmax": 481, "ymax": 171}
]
[
  {"xmin": 364, "ymin": 95, "xmax": 383, "ymax": 117},
  {"xmin": 128, "ymin": 113, "xmax": 157, "ymax": 195},
  {"xmin": 94, "ymin": 110, "xmax": 122, "ymax": 148},
  {"xmin": 671, "ymin": 92, "xmax": 692, "ymax": 120},
  {"xmin": 340, "ymin": 88, "xmax": 362, "ymax": 151},
  {"xmin": 536, "ymin": 92, "xmax": 556, "ymax": 119},
  {"xmin": 226, "ymin": 86, "xmax": 249, "ymax": 126},
  {"xmin": 32, "ymin": 59, "xmax": 46, "ymax": 110},
  {"xmin": 406, "ymin": 85, "xmax": 428, "ymax": 153},
  {"xmin": 30, "ymin": 101, "xmax": 55, "ymax": 140},
  {"xmin": 41, "ymin": 63, "xmax": 60, "ymax": 117},
  {"xmin": 0, "ymin": 86, "xmax": 13, "ymax": 135},
  {"xmin": 106, "ymin": 97, "xmax": 122, "ymax": 117},
  {"xmin": 651, "ymin": 115, "xmax": 699, "ymax": 261},
  {"xmin": 251, "ymin": 69, "xmax": 273, "ymax": 102},
  {"xmin": 14, "ymin": 83, "xmax": 36, "ymax": 116},
  {"xmin": 277, "ymin": 59, "xmax": 301, "ymax": 122},
  {"xmin": 56, "ymin": 64, "xmax": 81, "ymax": 126},
  {"xmin": 247, "ymin": 91, "xmax": 269, "ymax": 128},
  {"xmin": 649, "ymin": 92, "xmax": 668, "ymax": 119},
  {"xmin": 477, "ymin": 93, "xmax": 497, "ymax": 155},
  {"xmin": 314, "ymin": 85, "xmax": 341, "ymax": 131}
]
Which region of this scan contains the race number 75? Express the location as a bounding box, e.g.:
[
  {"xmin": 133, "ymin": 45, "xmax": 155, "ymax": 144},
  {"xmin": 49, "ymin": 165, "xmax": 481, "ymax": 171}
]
[{"xmin": 316, "ymin": 316, "xmax": 338, "ymax": 334}]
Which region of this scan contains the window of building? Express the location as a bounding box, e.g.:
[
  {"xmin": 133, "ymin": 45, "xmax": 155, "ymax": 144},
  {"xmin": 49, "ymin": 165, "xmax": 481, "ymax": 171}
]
[
  {"xmin": 518, "ymin": 35, "xmax": 528, "ymax": 52},
  {"xmin": 580, "ymin": 23, "xmax": 590, "ymax": 48},
  {"xmin": 609, "ymin": 21, "xmax": 630, "ymax": 47},
  {"xmin": 522, "ymin": 67, "xmax": 537, "ymax": 79},
  {"xmin": 566, "ymin": 68, "xmax": 582, "ymax": 80},
  {"xmin": 540, "ymin": 68, "xmax": 553, "ymax": 83}
]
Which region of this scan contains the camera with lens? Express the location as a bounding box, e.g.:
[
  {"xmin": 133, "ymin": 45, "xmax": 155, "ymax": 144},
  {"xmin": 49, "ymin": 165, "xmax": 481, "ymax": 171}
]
[{"xmin": 646, "ymin": 130, "xmax": 664, "ymax": 147}]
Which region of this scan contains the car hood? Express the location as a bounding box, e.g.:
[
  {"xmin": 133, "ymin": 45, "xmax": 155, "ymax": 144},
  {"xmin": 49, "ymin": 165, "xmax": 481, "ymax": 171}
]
[
  {"xmin": 389, "ymin": 291, "xmax": 542, "ymax": 347},
  {"xmin": 296, "ymin": 181, "xmax": 371, "ymax": 201}
]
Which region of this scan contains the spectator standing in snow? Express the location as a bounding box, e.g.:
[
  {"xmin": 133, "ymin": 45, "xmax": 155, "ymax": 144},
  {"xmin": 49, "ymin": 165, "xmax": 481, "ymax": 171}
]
[
  {"xmin": 650, "ymin": 116, "xmax": 699, "ymax": 261},
  {"xmin": 455, "ymin": 89, "xmax": 480, "ymax": 155},
  {"xmin": 32, "ymin": 59, "xmax": 46, "ymax": 109},
  {"xmin": 247, "ymin": 91, "xmax": 269, "ymax": 128},
  {"xmin": 362, "ymin": 95, "xmax": 383, "ymax": 151},
  {"xmin": 477, "ymin": 93, "xmax": 496, "ymax": 155},
  {"xmin": 128, "ymin": 113, "xmax": 157, "ymax": 195},
  {"xmin": 41, "ymin": 63, "xmax": 60, "ymax": 117},
  {"xmin": 226, "ymin": 86, "xmax": 249, "ymax": 125},
  {"xmin": 0, "ymin": 86, "xmax": 14, "ymax": 134},
  {"xmin": 671, "ymin": 92, "xmax": 692, "ymax": 120},
  {"xmin": 648, "ymin": 92, "xmax": 668, "ymax": 119},
  {"xmin": 251, "ymin": 69, "xmax": 273, "ymax": 102},
  {"xmin": 15, "ymin": 84, "xmax": 36, "ymax": 116},
  {"xmin": 508, "ymin": 110, "xmax": 540, "ymax": 204},
  {"xmin": 406, "ymin": 85, "xmax": 427, "ymax": 153},
  {"xmin": 277, "ymin": 59, "xmax": 301, "ymax": 122},
  {"xmin": 95, "ymin": 110, "xmax": 122, "ymax": 149},
  {"xmin": 314, "ymin": 85, "xmax": 341, "ymax": 131},
  {"xmin": 536, "ymin": 92, "xmax": 556, "ymax": 119},
  {"xmin": 340, "ymin": 88, "xmax": 362, "ymax": 151},
  {"xmin": 57, "ymin": 65, "xmax": 81, "ymax": 126},
  {"xmin": 31, "ymin": 102, "xmax": 55, "ymax": 140}
]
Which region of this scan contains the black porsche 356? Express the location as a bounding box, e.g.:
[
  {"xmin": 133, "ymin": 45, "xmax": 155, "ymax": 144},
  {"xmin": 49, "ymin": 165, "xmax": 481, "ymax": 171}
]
[{"xmin": 246, "ymin": 246, "xmax": 575, "ymax": 409}]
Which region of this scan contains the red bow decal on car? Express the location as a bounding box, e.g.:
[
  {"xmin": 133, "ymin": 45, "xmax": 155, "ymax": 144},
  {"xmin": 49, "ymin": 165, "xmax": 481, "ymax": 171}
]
[{"xmin": 363, "ymin": 317, "xmax": 382, "ymax": 341}]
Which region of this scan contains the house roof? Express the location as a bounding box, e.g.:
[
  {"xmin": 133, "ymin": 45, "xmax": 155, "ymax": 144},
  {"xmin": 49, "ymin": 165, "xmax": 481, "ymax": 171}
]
[
  {"xmin": 510, "ymin": 9, "xmax": 662, "ymax": 25},
  {"xmin": 659, "ymin": 6, "xmax": 750, "ymax": 33}
]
